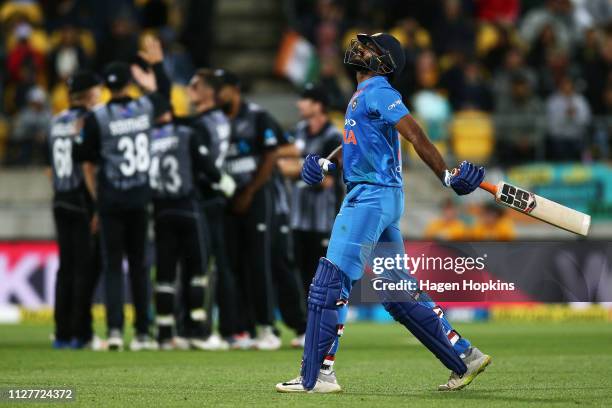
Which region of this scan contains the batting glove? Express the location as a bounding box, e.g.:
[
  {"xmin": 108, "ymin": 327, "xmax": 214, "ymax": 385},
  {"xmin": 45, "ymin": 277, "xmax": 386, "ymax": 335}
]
[
  {"xmin": 301, "ymin": 154, "xmax": 336, "ymax": 186},
  {"xmin": 443, "ymin": 160, "xmax": 485, "ymax": 195}
]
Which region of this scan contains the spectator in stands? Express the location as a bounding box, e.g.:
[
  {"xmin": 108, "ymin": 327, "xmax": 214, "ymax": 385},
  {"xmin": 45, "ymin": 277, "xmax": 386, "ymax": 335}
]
[
  {"xmin": 481, "ymin": 23, "xmax": 517, "ymax": 73},
  {"xmin": 96, "ymin": 9, "xmax": 139, "ymax": 67},
  {"xmin": 412, "ymin": 50, "xmax": 451, "ymax": 142},
  {"xmin": 10, "ymin": 87, "xmax": 51, "ymax": 165},
  {"xmin": 432, "ymin": 0, "xmax": 475, "ymax": 57},
  {"xmin": 496, "ymin": 73, "xmax": 545, "ymax": 164},
  {"xmin": 526, "ymin": 23, "xmax": 560, "ymax": 71},
  {"xmin": 458, "ymin": 61, "xmax": 494, "ymax": 111},
  {"xmin": 471, "ymin": 203, "xmax": 515, "ymax": 241},
  {"xmin": 442, "ymin": 56, "xmax": 494, "ymax": 112},
  {"xmin": 48, "ymin": 25, "xmax": 89, "ymax": 87},
  {"xmin": 536, "ymin": 46, "xmax": 579, "ymax": 98},
  {"xmin": 6, "ymin": 22, "xmax": 46, "ymax": 111},
  {"xmin": 545, "ymin": 75, "xmax": 591, "ymax": 161},
  {"xmin": 424, "ymin": 199, "xmax": 469, "ymax": 241},
  {"xmin": 492, "ymin": 47, "xmax": 537, "ymax": 108},
  {"xmin": 592, "ymin": 82, "xmax": 612, "ymax": 160},
  {"xmin": 475, "ymin": 0, "xmax": 520, "ymax": 24},
  {"xmin": 584, "ymin": 27, "xmax": 612, "ymax": 115},
  {"xmin": 520, "ymin": 0, "xmax": 575, "ymax": 54}
]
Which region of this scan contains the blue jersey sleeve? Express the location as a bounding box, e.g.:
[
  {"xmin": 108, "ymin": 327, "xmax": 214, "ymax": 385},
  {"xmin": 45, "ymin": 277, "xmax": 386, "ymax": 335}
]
[{"xmin": 366, "ymin": 87, "xmax": 409, "ymax": 125}]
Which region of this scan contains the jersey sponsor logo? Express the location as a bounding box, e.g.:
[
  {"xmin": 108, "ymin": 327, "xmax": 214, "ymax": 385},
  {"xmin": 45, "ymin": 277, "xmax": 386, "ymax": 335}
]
[
  {"xmin": 263, "ymin": 128, "xmax": 278, "ymax": 146},
  {"xmin": 108, "ymin": 115, "xmax": 150, "ymax": 136},
  {"xmin": 343, "ymin": 129, "xmax": 357, "ymax": 145},
  {"xmin": 388, "ymin": 99, "xmax": 403, "ymax": 110},
  {"xmin": 236, "ymin": 140, "xmax": 252, "ymax": 154},
  {"xmin": 226, "ymin": 156, "xmax": 257, "ymax": 175},
  {"xmin": 344, "ymin": 118, "xmax": 356, "ymax": 127}
]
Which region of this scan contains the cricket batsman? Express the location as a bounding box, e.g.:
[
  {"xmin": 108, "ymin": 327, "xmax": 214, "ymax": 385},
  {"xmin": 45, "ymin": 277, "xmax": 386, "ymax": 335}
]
[{"xmin": 276, "ymin": 33, "xmax": 491, "ymax": 393}]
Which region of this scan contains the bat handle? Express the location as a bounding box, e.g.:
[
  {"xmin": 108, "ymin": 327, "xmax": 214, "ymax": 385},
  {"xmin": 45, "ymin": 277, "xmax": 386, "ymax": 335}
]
[
  {"xmin": 479, "ymin": 181, "xmax": 498, "ymax": 195},
  {"xmin": 326, "ymin": 145, "xmax": 342, "ymax": 161}
]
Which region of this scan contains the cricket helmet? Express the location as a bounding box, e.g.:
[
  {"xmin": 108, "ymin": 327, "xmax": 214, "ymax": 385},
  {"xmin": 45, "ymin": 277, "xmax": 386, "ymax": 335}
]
[{"xmin": 343, "ymin": 33, "xmax": 405, "ymax": 80}]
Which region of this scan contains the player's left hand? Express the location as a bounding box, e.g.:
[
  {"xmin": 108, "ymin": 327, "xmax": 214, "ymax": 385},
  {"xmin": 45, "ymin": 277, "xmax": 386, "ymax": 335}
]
[
  {"xmin": 445, "ymin": 161, "xmax": 485, "ymax": 195},
  {"xmin": 138, "ymin": 35, "xmax": 164, "ymax": 65},
  {"xmin": 301, "ymin": 154, "xmax": 336, "ymax": 185}
]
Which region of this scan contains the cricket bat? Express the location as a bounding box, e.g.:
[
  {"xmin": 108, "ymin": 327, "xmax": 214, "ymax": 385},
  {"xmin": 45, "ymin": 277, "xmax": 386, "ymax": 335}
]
[{"xmin": 479, "ymin": 181, "xmax": 591, "ymax": 236}]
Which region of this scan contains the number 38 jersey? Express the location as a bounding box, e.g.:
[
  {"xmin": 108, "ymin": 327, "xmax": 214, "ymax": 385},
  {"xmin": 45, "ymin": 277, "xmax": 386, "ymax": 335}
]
[
  {"xmin": 75, "ymin": 96, "xmax": 156, "ymax": 211},
  {"xmin": 48, "ymin": 106, "xmax": 87, "ymax": 194}
]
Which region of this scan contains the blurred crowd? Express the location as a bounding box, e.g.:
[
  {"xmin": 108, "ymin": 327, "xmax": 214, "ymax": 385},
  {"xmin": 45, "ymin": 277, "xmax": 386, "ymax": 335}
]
[
  {"xmin": 291, "ymin": 0, "xmax": 612, "ymax": 165},
  {"xmin": 0, "ymin": 0, "xmax": 213, "ymax": 165},
  {"xmin": 2, "ymin": 0, "xmax": 611, "ymax": 168}
]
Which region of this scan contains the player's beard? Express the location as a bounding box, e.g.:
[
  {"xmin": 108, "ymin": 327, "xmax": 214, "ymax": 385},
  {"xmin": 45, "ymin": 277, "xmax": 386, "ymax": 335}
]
[{"xmin": 219, "ymin": 101, "xmax": 233, "ymax": 115}]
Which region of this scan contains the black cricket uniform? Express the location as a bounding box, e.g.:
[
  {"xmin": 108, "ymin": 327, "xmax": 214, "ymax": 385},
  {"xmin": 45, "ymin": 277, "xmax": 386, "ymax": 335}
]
[
  {"xmin": 74, "ymin": 95, "xmax": 161, "ymax": 336},
  {"xmin": 224, "ymin": 101, "xmax": 278, "ymax": 333},
  {"xmin": 187, "ymin": 108, "xmax": 240, "ymax": 338},
  {"xmin": 150, "ymin": 121, "xmax": 220, "ymax": 342},
  {"xmin": 290, "ymin": 120, "xmax": 343, "ymax": 295},
  {"xmin": 48, "ymin": 106, "xmax": 98, "ymax": 343},
  {"xmin": 270, "ymin": 131, "xmax": 307, "ymax": 336}
]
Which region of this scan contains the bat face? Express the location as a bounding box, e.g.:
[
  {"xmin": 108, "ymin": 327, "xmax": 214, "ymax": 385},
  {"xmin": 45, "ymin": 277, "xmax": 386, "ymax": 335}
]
[
  {"xmin": 493, "ymin": 181, "xmax": 591, "ymax": 236},
  {"xmin": 498, "ymin": 183, "xmax": 537, "ymax": 214}
]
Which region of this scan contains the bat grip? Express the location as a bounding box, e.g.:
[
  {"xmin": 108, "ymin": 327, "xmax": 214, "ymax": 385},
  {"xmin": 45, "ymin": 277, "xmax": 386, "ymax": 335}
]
[
  {"xmin": 326, "ymin": 145, "xmax": 342, "ymax": 161},
  {"xmin": 479, "ymin": 181, "xmax": 498, "ymax": 195}
]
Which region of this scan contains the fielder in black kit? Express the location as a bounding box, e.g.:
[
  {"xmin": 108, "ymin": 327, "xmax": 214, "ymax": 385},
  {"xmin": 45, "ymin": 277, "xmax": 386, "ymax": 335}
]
[
  {"xmin": 215, "ymin": 70, "xmax": 282, "ymax": 349},
  {"xmin": 73, "ymin": 36, "xmax": 169, "ymax": 351},
  {"xmin": 185, "ymin": 69, "xmax": 239, "ymax": 348},
  {"xmin": 47, "ymin": 70, "xmax": 101, "ymax": 349},
  {"xmin": 148, "ymin": 98, "xmax": 222, "ymax": 350}
]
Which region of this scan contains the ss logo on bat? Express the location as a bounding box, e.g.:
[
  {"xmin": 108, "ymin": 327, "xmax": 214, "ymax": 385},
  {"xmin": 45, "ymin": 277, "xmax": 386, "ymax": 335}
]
[{"xmin": 499, "ymin": 183, "xmax": 537, "ymax": 213}]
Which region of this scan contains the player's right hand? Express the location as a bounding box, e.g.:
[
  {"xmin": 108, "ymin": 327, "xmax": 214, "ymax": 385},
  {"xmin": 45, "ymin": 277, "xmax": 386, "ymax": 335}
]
[
  {"xmin": 301, "ymin": 154, "xmax": 335, "ymax": 185},
  {"xmin": 445, "ymin": 160, "xmax": 485, "ymax": 195}
]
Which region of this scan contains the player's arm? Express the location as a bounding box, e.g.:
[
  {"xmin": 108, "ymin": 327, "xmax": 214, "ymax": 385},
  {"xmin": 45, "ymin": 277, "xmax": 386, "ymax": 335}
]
[
  {"xmin": 131, "ymin": 35, "xmax": 171, "ymax": 100},
  {"xmin": 73, "ymin": 113, "xmax": 100, "ymax": 201},
  {"xmin": 396, "ymin": 114, "xmax": 484, "ymax": 195},
  {"xmin": 189, "ymin": 126, "xmax": 221, "ymax": 185},
  {"xmin": 275, "ymin": 129, "xmax": 301, "ymax": 178},
  {"xmin": 395, "ymin": 115, "xmax": 447, "ymax": 182},
  {"xmin": 232, "ymin": 112, "xmax": 280, "ymax": 214}
]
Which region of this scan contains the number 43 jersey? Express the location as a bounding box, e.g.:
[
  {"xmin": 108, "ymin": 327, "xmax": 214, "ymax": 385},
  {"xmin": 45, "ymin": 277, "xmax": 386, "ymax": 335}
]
[{"xmin": 148, "ymin": 122, "xmax": 219, "ymax": 200}]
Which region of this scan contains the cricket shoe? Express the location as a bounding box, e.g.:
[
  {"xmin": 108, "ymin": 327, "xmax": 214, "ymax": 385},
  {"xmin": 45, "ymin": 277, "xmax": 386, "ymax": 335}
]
[
  {"xmin": 438, "ymin": 347, "xmax": 491, "ymax": 391},
  {"xmin": 107, "ymin": 329, "xmax": 124, "ymax": 351},
  {"xmin": 129, "ymin": 334, "xmax": 158, "ymax": 351},
  {"xmin": 158, "ymin": 337, "xmax": 190, "ymax": 351},
  {"xmin": 71, "ymin": 336, "xmax": 105, "ymax": 351},
  {"xmin": 254, "ymin": 326, "xmax": 282, "ymax": 350},
  {"xmin": 173, "ymin": 336, "xmax": 191, "ymax": 350},
  {"xmin": 276, "ymin": 371, "xmax": 342, "ymax": 393},
  {"xmin": 190, "ymin": 334, "xmax": 230, "ymax": 351},
  {"xmin": 158, "ymin": 340, "xmax": 176, "ymax": 351},
  {"xmin": 290, "ymin": 334, "xmax": 305, "ymax": 348},
  {"xmin": 229, "ymin": 332, "xmax": 255, "ymax": 350}
]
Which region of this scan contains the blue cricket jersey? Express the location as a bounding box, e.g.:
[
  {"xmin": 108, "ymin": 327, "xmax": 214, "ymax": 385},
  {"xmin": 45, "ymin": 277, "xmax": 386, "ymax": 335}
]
[{"xmin": 342, "ymin": 75, "xmax": 409, "ymax": 188}]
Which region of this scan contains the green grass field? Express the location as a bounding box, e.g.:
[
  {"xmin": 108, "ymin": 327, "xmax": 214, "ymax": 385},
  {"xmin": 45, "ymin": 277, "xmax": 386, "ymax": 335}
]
[{"xmin": 1, "ymin": 321, "xmax": 611, "ymax": 407}]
